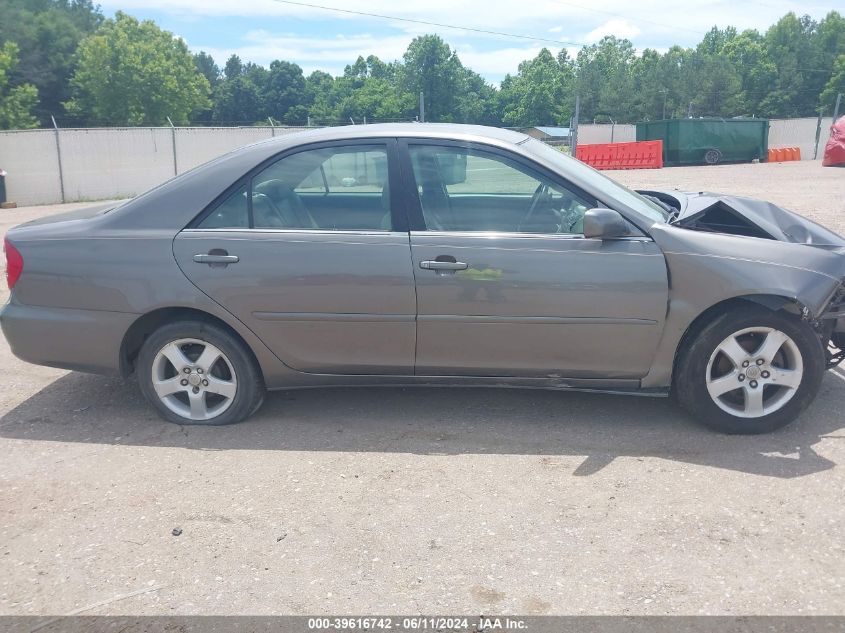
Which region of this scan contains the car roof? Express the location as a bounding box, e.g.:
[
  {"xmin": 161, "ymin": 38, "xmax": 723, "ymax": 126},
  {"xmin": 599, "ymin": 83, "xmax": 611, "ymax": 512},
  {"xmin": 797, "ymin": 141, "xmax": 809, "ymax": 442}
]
[{"xmin": 254, "ymin": 123, "xmax": 530, "ymax": 149}]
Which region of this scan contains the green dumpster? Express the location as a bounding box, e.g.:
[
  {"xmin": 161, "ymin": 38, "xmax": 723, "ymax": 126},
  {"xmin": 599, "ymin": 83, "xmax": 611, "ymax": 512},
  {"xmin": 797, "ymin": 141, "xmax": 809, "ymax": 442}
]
[{"xmin": 635, "ymin": 118, "xmax": 769, "ymax": 166}]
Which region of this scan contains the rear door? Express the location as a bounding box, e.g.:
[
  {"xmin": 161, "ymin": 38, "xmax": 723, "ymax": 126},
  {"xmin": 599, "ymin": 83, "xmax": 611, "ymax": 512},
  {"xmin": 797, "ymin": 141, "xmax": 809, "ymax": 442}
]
[
  {"xmin": 402, "ymin": 139, "xmax": 669, "ymax": 379},
  {"xmin": 173, "ymin": 139, "xmax": 417, "ymax": 375}
]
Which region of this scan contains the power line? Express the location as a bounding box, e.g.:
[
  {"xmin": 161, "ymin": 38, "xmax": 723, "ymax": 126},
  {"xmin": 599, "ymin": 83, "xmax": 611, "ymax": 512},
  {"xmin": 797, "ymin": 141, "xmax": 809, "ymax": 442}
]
[{"xmin": 269, "ymin": 0, "xmax": 583, "ymax": 47}]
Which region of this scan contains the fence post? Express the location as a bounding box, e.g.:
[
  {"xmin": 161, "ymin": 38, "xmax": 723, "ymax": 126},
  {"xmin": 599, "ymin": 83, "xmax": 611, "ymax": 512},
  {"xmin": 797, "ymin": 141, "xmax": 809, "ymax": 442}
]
[
  {"xmin": 813, "ymin": 110, "xmax": 823, "ymax": 160},
  {"xmin": 50, "ymin": 115, "xmax": 66, "ymax": 204},
  {"xmin": 166, "ymin": 116, "xmax": 178, "ymax": 176}
]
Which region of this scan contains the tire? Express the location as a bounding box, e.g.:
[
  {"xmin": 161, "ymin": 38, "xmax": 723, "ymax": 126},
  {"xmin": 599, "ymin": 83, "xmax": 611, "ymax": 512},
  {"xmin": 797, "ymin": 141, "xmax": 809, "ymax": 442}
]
[
  {"xmin": 137, "ymin": 320, "xmax": 265, "ymax": 425},
  {"xmin": 704, "ymin": 148, "xmax": 722, "ymax": 165},
  {"xmin": 674, "ymin": 306, "xmax": 825, "ymax": 434}
]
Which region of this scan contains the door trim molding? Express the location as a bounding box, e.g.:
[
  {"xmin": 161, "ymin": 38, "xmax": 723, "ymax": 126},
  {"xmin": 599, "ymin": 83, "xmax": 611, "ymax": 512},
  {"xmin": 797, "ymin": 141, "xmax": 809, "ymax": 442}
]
[
  {"xmin": 253, "ymin": 311, "xmax": 414, "ymax": 323},
  {"xmin": 418, "ymin": 315, "xmax": 658, "ymax": 325}
]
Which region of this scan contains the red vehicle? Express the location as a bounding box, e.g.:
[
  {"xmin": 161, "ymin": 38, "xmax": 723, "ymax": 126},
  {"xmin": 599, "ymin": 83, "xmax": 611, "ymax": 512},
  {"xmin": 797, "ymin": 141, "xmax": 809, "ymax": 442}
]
[{"xmin": 823, "ymin": 116, "xmax": 845, "ymax": 167}]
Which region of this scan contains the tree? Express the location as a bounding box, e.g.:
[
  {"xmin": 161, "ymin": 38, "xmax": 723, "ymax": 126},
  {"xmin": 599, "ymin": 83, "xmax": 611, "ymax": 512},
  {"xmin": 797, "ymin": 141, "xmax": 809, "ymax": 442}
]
[
  {"xmin": 821, "ymin": 54, "xmax": 845, "ymax": 111},
  {"xmin": 265, "ymin": 60, "xmax": 306, "ymax": 123},
  {"xmin": 194, "ymin": 51, "xmax": 220, "ymax": 90},
  {"xmin": 499, "ymin": 48, "xmax": 571, "ymax": 126},
  {"xmin": 65, "ymin": 12, "xmax": 210, "ymax": 125},
  {"xmin": 570, "ymin": 36, "xmax": 641, "ymax": 122},
  {"xmin": 0, "ymin": 42, "xmax": 39, "ymax": 129},
  {"xmin": 721, "ymin": 30, "xmax": 777, "ymax": 116},
  {"xmin": 0, "ymin": 0, "xmax": 102, "ymax": 124},
  {"xmin": 213, "ymin": 57, "xmax": 268, "ymax": 124},
  {"xmin": 304, "ymin": 70, "xmax": 338, "ymax": 122},
  {"xmin": 401, "ymin": 35, "xmax": 465, "ymax": 122},
  {"xmin": 759, "ymin": 13, "xmax": 821, "ymax": 116},
  {"xmin": 337, "ymin": 77, "xmax": 405, "ymax": 122}
]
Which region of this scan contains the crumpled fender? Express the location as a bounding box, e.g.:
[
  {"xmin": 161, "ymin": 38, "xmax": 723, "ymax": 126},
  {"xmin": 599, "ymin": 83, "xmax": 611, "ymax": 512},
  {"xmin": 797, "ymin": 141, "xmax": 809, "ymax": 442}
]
[{"xmin": 640, "ymin": 223, "xmax": 845, "ymax": 388}]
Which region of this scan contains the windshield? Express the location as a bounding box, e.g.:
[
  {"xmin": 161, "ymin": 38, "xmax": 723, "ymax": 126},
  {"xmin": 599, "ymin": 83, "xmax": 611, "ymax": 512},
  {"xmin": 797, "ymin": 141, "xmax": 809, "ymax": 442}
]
[{"xmin": 524, "ymin": 138, "xmax": 669, "ymax": 223}]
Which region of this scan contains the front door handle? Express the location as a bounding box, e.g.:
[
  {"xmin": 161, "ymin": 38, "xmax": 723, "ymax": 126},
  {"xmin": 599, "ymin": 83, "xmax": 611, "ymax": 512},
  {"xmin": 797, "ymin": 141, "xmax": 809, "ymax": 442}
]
[
  {"xmin": 420, "ymin": 260, "xmax": 468, "ymax": 271},
  {"xmin": 193, "ymin": 253, "xmax": 239, "ymax": 265}
]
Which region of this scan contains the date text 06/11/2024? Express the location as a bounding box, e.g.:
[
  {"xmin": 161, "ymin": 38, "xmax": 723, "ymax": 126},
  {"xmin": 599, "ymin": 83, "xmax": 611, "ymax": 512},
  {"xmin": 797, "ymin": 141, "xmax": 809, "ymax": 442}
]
[{"xmin": 306, "ymin": 616, "xmax": 528, "ymax": 630}]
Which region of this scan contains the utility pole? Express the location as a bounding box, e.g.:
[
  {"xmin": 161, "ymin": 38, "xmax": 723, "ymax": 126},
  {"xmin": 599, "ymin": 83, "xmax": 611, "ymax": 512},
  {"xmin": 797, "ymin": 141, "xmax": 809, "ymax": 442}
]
[
  {"xmin": 50, "ymin": 115, "xmax": 66, "ymax": 204},
  {"xmin": 660, "ymin": 89, "xmax": 668, "ymax": 120},
  {"xmin": 268, "ymin": 117, "xmax": 276, "ymax": 137},
  {"xmin": 834, "ymin": 92, "xmax": 843, "ymax": 123},
  {"xmin": 687, "ymin": 101, "xmax": 694, "ymax": 118},
  {"xmin": 166, "ymin": 116, "xmax": 178, "ymax": 176},
  {"xmin": 571, "ymin": 94, "xmax": 580, "ymax": 157},
  {"xmin": 419, "ymin": 91, "xmax": 425, "ymax": 123}
]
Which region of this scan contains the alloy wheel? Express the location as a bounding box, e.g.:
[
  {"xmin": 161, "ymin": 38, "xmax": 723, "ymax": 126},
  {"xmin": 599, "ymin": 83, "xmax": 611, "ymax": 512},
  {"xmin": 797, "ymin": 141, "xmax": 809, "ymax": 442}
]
[
  {"xmin": 151, "ymin": 338, "xmax": 238, "ymax": 421},
  {"xmin": 705, "ymin": 326, "xmax": 803, "ymax": 418}
]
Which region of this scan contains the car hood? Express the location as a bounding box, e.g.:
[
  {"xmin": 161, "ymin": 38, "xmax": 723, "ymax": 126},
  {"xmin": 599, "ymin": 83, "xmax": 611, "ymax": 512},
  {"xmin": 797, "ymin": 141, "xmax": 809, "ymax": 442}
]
[{"xmin": 639, "ymin": 190, "xmax": 845, "ymax": 248}]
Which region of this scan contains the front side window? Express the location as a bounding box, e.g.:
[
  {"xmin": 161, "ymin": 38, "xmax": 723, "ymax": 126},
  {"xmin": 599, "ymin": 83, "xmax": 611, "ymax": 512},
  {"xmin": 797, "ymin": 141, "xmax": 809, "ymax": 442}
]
[
  {"xmin": 197, "ymin": 144, "xmax": 392, "ymax": 231},
  {"xmin": 408, "ymin": 145, "xmax": 593, "ymax": 234}
]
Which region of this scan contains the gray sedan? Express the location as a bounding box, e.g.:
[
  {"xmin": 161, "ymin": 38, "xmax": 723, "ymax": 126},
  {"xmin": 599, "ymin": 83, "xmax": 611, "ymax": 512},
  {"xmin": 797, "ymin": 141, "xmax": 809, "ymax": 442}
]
[{"xmin": 2, "ymin": 124, "xmax": 844, "ymax": 433}]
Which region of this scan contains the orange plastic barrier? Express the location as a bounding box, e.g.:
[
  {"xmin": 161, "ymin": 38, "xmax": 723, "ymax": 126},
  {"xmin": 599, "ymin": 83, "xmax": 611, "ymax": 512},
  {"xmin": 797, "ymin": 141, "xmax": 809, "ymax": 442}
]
[
  {"xmin": 767, "ymin": 147, "xmax": 801, "ymax": 162},
  {"xmin": 575, "ymin": 140, "xmax": 663, "ymax": 170}
]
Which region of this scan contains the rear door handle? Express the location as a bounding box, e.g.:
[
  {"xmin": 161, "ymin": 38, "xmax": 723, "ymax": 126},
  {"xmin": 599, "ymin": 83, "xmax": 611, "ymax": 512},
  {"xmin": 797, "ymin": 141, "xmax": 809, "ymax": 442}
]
[
  {"xmin": 193, "ymin": 253, "xmax": 239, "ymax": 264},
  {"xmin": 420, "ymin": 260, "xmax": 468, "ymax": 271}
]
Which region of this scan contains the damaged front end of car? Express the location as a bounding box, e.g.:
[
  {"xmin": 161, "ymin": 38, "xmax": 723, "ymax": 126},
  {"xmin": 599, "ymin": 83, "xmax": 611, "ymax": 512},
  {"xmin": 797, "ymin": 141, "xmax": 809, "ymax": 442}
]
[{"xmin": 642, "ymin": 189, "xmax": 845, "ymax": 374}]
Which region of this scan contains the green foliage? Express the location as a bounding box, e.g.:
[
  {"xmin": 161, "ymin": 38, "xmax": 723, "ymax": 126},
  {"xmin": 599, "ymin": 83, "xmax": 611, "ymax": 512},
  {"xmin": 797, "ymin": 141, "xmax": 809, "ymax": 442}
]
[
  {"xmin": 0, "ymin": 42, "xmax": 39, "ymax": 129},
  {"xmin": 821, "ymin": 54, "xmax": 845, "ymax": 110},
  {"xmin": 499, "ymin": 48, "xmax": 573, "ymax": 126},
  {"xmin": 194, "ymin": 51, "xmax": 221, "ymax": 90},
  {"xmin": 5, "ymin": 5, "xmax": 844, "ymax": 128},
  {"xmin": 65, "ymin": 12, "xmax": 211, "ymax": 125},
  {"xmin": 0, "ymin": 0, "xmax": 102, "ymax": 124}
]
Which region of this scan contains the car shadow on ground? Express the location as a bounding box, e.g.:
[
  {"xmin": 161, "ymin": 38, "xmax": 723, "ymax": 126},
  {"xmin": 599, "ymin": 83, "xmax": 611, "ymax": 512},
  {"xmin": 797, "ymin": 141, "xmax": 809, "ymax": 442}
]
[{"xmin": 1, "ymin": 371, "xmax": 843, "ymax": 478}]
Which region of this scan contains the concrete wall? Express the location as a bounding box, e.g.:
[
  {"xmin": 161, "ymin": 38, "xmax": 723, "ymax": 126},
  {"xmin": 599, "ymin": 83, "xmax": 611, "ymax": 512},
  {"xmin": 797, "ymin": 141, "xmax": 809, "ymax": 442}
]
[
  {"xmin": 577, "ymin": 124, "xmax": 636, "ymax": 145},
  {"xmin": 0, "ymin": 126, "xmax": 306, "ymax": 206},
  {"xmin": 0, "ymin": 119, "xmax": 834, "ymax": 207}
]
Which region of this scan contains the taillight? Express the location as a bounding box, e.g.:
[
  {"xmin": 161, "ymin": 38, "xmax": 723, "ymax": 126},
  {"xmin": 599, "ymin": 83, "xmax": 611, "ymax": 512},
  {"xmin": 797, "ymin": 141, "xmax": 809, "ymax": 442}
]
[{"xmin": 4, "ymin": 237, "xmax": 23, "ymax": 290}]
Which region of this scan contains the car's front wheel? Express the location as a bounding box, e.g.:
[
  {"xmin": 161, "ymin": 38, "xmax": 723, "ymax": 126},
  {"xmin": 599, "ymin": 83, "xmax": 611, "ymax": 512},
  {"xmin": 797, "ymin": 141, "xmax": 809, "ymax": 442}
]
[
  {"xmin": 137, "ymin": 320, "xmax": 265, "ymax": 425},
  {"xmin": 674, "ymin": 306, "xmax": 825, "ymax": 434}
]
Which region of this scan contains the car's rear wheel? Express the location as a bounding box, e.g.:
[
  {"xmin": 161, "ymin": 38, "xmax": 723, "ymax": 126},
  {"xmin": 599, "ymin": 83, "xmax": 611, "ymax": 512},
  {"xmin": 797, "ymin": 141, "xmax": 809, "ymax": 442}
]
[
  {"xmin": 137, "ymin": 320, "xmax": 265, "ymax": 425},
  {"xmin": 674, "ymin": 306, "xmax": 825, "ymax": 434}
]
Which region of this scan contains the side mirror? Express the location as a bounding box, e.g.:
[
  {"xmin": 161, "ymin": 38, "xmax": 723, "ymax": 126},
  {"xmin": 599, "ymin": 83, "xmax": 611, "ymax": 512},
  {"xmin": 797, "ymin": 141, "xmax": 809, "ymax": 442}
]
[{"xmin": 583, "ymin": 208, "xmax": 630, "ymax": 239}]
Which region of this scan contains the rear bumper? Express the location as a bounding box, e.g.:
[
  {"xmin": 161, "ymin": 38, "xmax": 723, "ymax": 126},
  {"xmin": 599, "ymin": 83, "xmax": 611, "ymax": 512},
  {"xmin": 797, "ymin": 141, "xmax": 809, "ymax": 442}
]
[{"xmin": 0, "ymin": 300, "xmax": 136, "ymax": 375}]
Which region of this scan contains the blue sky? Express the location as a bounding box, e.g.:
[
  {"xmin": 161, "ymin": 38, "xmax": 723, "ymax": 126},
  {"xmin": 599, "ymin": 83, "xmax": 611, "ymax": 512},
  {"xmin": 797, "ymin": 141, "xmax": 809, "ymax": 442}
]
[{"xmin": 98, "ymin": 0, "xmax": 839, "ymax": 84}]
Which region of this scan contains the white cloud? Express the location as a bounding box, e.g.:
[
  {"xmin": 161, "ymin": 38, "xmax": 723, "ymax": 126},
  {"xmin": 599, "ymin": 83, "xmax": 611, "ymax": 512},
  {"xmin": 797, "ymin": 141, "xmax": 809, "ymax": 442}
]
[
  {"xmin": 457, "ymin": 45, "xmax": 543, "ymax": 78},
  {"xmin": 195, "ymin": 30, "xmax": 414, "ymax": 76},
  {"xmin": 584, "ymin": 19, "xmax": 641, "ymax": 42}
]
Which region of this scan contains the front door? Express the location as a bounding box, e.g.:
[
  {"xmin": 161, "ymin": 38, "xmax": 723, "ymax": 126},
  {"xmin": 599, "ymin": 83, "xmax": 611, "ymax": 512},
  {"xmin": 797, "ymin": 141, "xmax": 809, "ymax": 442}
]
[
  {"xmin": 173, "ymin": 140, "xmax": 417, "ymax": 375},
  {"xmin": 403, "ymin": 141, "xmax": 669, "ymax": 378}
]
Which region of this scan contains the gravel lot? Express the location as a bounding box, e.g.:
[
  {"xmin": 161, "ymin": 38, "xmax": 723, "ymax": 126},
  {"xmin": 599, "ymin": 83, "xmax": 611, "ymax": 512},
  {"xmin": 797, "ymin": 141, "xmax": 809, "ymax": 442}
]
[{"xmin": 1, "ymin": 160, "xmax": 844, "ymax": 617}]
